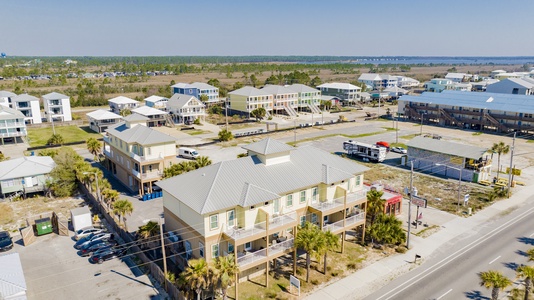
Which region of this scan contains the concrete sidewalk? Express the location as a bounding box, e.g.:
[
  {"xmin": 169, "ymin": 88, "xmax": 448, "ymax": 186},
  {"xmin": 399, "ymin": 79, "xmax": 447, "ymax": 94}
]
[{"xmin": 304, "ymin": 167, "xmax": 534, "ymax": 300}]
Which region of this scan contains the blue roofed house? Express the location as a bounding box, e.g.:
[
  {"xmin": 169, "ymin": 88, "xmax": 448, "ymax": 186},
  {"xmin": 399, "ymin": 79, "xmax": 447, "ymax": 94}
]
[
  {"xmin": 171, "ymin": 82, "xmax": 219, "ymax": 104},
  {"xmin": 157, "ymin": 138, "xmax": 369, "ymax": 284},
  {"xmin": 0, "ymin": 156, "xmax": 55, "ymax": 198}
]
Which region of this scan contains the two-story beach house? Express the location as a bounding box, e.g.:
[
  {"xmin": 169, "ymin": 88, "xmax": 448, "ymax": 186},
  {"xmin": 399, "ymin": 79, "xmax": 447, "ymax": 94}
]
[
  {"xmin": 171, "ymin": 82, "xmax": 220, "ymax": 104},
  {"xmin": 167, "ymin": 94, "xmax": 206, "ymax": 125},
  {"xmin": 0, "ymin": 105, "xmax": 27, "ymax": 144},
  {"xmin": 228, "ymin": 87, "xmax": 274, "ymax": 118},
  {"xmin": 0, "ymin": 156, "xmax": 55, "ymax": 198},
  {"xmin": 86, "ymin": 109, "xmax": 123, "ymax": 133},
  {"xmin": 11, "ymin": 94, "xmax": 41, "ymax": 124},
  {"xmin": 132, "ymin": 106, "xmax": 169, "ymax": 127},
  {"xmin": 103, "ymin": 114, "xmax": 177, "ymax": 195},
  {"xmin": 157, "ymin": 138, "xmax": 369, "ymax": 287},
  {"xmin": 317, "ymin": 82, "xmax": 361, "ymax": 104},
  {"xmin": 144, "ymin": 95, "xmax": 169, "ymax": 110},
  {"xmin": 42, "ymin": 92, "xmax": 72, "ymax": 122},
  {"xmin": 260, "ymin": 85, "xmax": 298, "ymax": 117},
  {"xmin": 108, "ymin": 96, "xmax": 140, "ymax": 114},
  {"xmin": 0, "ymin": 91, "xmax": 16, "ymax": 108}
]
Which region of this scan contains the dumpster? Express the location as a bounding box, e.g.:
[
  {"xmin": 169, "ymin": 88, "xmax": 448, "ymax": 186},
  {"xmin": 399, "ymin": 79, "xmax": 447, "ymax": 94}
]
[{"xmin": 35, "ymin": 217, "xmax": 53, "ymax": 236}]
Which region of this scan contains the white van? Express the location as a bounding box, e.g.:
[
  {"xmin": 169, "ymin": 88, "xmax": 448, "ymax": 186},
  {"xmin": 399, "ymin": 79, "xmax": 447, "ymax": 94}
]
[{"xmin": 178, "ymin": 147, "xmax": 199, "ymax": 159}]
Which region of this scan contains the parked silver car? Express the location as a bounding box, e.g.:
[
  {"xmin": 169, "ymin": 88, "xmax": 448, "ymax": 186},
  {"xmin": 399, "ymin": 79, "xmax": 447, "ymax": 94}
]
[{"xmin": 74, "ymin": 227, "xmax": 106, "ymax": 241}]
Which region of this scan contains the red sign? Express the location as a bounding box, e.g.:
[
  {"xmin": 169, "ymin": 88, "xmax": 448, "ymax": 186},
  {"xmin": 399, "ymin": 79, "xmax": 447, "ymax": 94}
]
[{"xmin": 411, "ymin": 197, "xmax": 427, "ymax": 208}]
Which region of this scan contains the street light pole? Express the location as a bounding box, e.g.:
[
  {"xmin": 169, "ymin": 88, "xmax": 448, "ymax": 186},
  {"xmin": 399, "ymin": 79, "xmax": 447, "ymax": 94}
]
[
  {"xmin": 159, "ymin": 218, "xmax": 168, "ymax": 290},
  {"xmin": 507, "ymin": 132, "xmax": 516, "ymax": 198},
  {"xmin": 407, "ymin": 161, "xmax": 413, "ymax": 249}
]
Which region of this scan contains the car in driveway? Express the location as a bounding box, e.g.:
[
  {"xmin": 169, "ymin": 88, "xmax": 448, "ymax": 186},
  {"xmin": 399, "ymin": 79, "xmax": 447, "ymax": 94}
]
[
  {"xmin": 74, "ymin": 233, "xmax": 114, "ymax": 250},
  {"xmin": 90, "ymin": 248, "xmax": 126, "ymax": 264},
  {"xmin": 391, "ymin": 147, "xmax": 407, "ymax": 154},
  {"xmin": 74, "ymin": 227, "xmax": 106, "ymax": 241},
  {"xmin": 0, "ymin": 231, "xmax": 13, "ymax": 252},
  {"xmin": 80, "ymin": 240, "xmax": 117, "ymax": 257}
]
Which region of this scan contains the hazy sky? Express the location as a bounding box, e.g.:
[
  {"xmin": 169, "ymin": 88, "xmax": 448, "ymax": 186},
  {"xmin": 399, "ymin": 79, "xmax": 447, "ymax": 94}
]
[{"xmin": 3, "ymin": 0, "xmax": 533, "ymax": 56}]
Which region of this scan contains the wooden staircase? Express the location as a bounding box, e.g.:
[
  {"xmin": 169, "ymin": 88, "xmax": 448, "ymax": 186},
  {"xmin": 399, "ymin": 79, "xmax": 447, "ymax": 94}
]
[
  {"xmin": 439, "ymin": 108, "xmax": 463, "ymax": 128},
  {"xmin": 164, "ymin": 114, "xmax": 175, "ymax": 128},
  {"xmin": 485, "ymin": 113, "xmax": 509, "ymax": 132}
]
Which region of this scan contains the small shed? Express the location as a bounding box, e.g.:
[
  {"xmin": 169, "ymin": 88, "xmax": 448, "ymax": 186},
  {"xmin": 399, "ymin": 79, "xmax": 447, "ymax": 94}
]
[
  {"xmin": 71, "ymin": 206, "xmax": 92, "ymax": 233},
  {"xmin": 0, "ymin": 253, "xmax": 27, "ymax": 300}
]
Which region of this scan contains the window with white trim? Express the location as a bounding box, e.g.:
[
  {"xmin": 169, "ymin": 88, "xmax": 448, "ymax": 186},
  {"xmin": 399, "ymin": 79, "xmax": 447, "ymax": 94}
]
[
  {"xmin": 199, "ymin": 242, "xmax": 204, "ymax": 258},
  {"xmin": 209, "ymin": 214, "xmax": 218, "ymax": 230},
  {"xmin": 300, "ymin": 190, "xmax": 306, "ymax": 203},
  {"xmin": 300, "ymin": 215, "xmax": 306, "ymax": 227},
  {"xmin": 312, "ymin": 187, "xmax": 318, "ymax": 202},
  {"xmin": 244, "ymin": 242, "xmax": 252, "ymax": 251},
  {"xmin": 227, "ymin": 209, "xmax": 235, "ymax": 227},
  {"xmin": 286, "ymin": 194, "xmax": 293, "ymax": 207},
  {"xmin": 212, "ymin": 244, "xmax": 219, "ymax": 258}
]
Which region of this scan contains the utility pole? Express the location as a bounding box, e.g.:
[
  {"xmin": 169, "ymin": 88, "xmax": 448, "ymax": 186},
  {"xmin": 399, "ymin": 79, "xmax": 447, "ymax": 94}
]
[
  {"xmin": 507, "ymin": 132, "xmax": 516, "ymax": 198},
  {"xmin": 160, "ymin": 219, "xmax": 168, "ymax": 290},
  {"xmin": 407, "ymin": 161, "xmax": 413, "ymax": 249},
  {"xmin": 225, "ymin": 99, "xmax": 229, "ymax": 131},
  {"xmin": 395, "ymin": 114, "xmax": 399, "ymax": 144}
]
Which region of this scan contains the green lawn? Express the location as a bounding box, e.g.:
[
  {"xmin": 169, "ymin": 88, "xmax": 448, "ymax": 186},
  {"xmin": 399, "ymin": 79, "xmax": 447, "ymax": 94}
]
[{"xmin": 27, "ymin": 126, "xmax": 102, "ymax": 147}]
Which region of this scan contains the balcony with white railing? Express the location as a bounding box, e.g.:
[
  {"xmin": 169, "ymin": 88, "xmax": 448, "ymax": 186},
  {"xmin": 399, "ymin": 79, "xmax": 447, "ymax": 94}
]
[
  {"xmin": 224, "ymin": 222, "xmax": 266, "ymax": 242},
  {"xmin": 0, "ymin": 131, "xmax": 26, "ymax": 138},
  {"xmin": 268, "ymin": 238, "xmax": 294, "ymax": 256},
  {"xmin": 346, "ymin": 189, "xmax": 367, "ymax": 205},
  {"xmin": 237, "ymin": 248, "xmax": 267, "ymax": 268},
  {"xmin": 322, "ymin": 211, "xmax": 365, "ymax": 233},
  {"xmin": 322, "ymin": 219, "xmax": 345, "ymax": 233},
  {"xmin": 345, "ymin": 211, "xmax": 365, "ymax": 227},
  {"xmin": 309, "ymin": 198, "xmax": 345, "ymax": 213},
  {"xmin": 264, "ymin": 211, "xmax": 297, "ymax": 232},
  {"xmin": 1, "ymin": 121, "xmax": 26, "ymax": 128},
  {"xmin": 130, "ymin": 152, "xmax": 164, "ymax": 163}
]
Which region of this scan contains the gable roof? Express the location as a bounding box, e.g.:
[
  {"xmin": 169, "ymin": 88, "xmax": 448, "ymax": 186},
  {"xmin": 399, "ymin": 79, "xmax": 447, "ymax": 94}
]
[
  {"xmin": 157, "ymin": 142, "xmax": 368, "ymax": 215},
  {"xmin": 0, "ymin": 156, "xmax": 55, "ymax": 180},
  {"xmin": 0, "ymin": 253, "xmax": 27, "ymax": 300},
  {"xmin": 123, "ymin": 113, "xmax": 149, "ymax": 122},
  {"xmin": 144, "ymin": 95, "xmax": 168, "ymax": 103},
  {"xmin": 0, "ymin": 105, "xmax": 25, "ymax": 120},
  {"xmin": 490, "ymin": 78, "xmax": 534, "ymax": 89},
  {"xmin": 132, "ymin": 106, "xmax": 168, "ymax": 116},
  {"xmin": 42, "ymin": 92, "xmax": 69, "ymax": 99},
  {"xmin": 358, "ymin": 73, "xmax": 382, "ymax": 81},
  {"xmin": 407, "ymin": 136, "xmax": 488, "ymax": 160},
  {"xmin": 0, "ymin": 91, "xmax": 16, "ymax": 98},
  {"xmin": 228, "ymin": 86, "xmax": 271, "ymax": 97},
  {"xmin": 261, "ymin": 85, "xmax": 298, "ymax": 95},
  {"xmin": 242, "ymin": 138, "xmax": 294, "ymax": 155},
  {"xmin": 11, "ymin": 94, "xmax": 39, "ymax": 103},
  {"xmin": 107, "ymin": 122, "xmax": 176, "ymax": 145},
  {"xmin": 108, "ymin": 96, "xmax": 138, "ymax": 104},
  {"xmin": 317, "ymin": 82, "xmax": 361, "ymax": 90},
  {"xmin": 86, "ymin": 109, "xmax": 122, "ymax": 120},
  {"xmin": 399, "ymin": 90, "xmax": 534, "ymax": 114},
  {"xmin": 168, "ymin": 94, "xmax": 204, "ymax": 108},
  {"xmin": 285, "ymin": 84, "xmax": 320, "ymax": 93}
]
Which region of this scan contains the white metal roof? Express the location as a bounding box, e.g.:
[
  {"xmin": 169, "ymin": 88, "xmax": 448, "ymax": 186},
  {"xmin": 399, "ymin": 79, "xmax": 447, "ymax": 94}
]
[
  {"xmin": 0, "ymin": 253, "xmax": 27, "ymax": 300},
  {"xmin": 407, "ymin": 136, "xmax": 489, "ymax": 160},
  {"xmin": 11, "ymin": 94, "xmax": 39, "ymax": 103},
  {"xmin": 261, "ymin": 85, "xmax": 298, "ymax": 95},
  {"xmin": 42, "ymin": 92, "xmax": 69, "ymax": 100},
  {"xmin": 132, "ymin": 106, "xmax": 168, "ymax": 116},
  {"xmin": 317, "ymin": 82, "xmax": 361, "ymax": 90},
  {"xmin": 285, "ymin": 84, "xmax": 319, "ymax": 94},
  {"xmin": 107, "ymin": 122, "xmax": 176, "ymax": 145},
  {"xmin": 0, "ymin": 91, "xmax": 16, "ymax": 98},
  {"xmin": 86, "ymin": 109, "xmax": 122, "ymax": 120},
  {"xmin": 123, "ymin": 113, "xmax": 149, "ymax": 122},
  {"xmin": 242, "ymin": 138, "xmax": 294, "ymax": 155},
  {"xmin": 0, "ymin": 156, "xmax": 55, "ymax": 181},
  {"xmin": 0, "ymin": 105, "xmax": 25, "ymax": 120},
  {"xmin": 144, "ymin": 95, "xmax": 168, "ymax": 103},
  {"xmin": 399, "ymin": 90, "xmax": 534, "ymax": 114},
  {"xmin": 71, "ymin": 206, "xmax": 91, "ymax": 217},
  {"xmin": 157, "ymin": 141, "xmax": 369, "ymax": 215},
  {"xmin": 229, "ymin": 86, "xmax": 272, "ymax": 97},
  {"xmin": 108, "ymin": 96, "xmax": 139, "ymax": 104},
  {"xmin": 358, "ymin": 73, "xmax": 382, "ymax": 81},
  {"xmin": 168, "ymin": 94, "xmax": 204, "ymax": 109}
]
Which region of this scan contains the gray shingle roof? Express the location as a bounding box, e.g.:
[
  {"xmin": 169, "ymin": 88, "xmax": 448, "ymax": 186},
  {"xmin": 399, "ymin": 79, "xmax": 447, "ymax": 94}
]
[
  {"xmin": 0, "ymin": 156, "xmax": 55, "ymax": 180},
  {"xmin": 42, "ymin": 92, "xmax": 69, "ymax": 99},
  {"xmin": 407, "ymin": 136, "xmax": 488, "ymax": 160},
  {"xmin": 242, "ymin": 138, "xmax": 294, "ymax": 155},
  {"xmin": 106, "ymin": 123, "xmax": 176, "ymax": 145},
  {"xmin": 157, "ymin": 142, "xmax": 369, "ymax": 215},
  {"xmin": 399, "ymin": 90, "xmax": 534, "ymax": 114},
  {"xmin": 168, "ymin": 94, "xmax": 202, "ymax": 108}
]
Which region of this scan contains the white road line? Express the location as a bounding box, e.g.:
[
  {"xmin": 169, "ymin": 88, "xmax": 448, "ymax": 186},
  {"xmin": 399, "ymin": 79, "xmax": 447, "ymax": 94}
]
[
  {"xmin": 436, "ymin": 288, "xmax": 453, "ymax": 300},
  {"xmin": 488, "ymin": 255, "xmax": 501, "ymax": 264},
  {"xmin": 374, "ymin": 205, "xmax": 534, "ymax": 300},
  {"xmin": 529, "ymin": 232, "xmax": 534, "ymax": 237}
]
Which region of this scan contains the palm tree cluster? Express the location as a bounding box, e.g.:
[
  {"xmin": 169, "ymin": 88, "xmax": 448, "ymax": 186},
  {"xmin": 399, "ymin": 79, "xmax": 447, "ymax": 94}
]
[
  {"xmin": 491, "ymin": 141, "xmax": 510, "ymax": 180},
  {"xmin": 163, "ymin": 156, "xmax": 212, "ymax": 178},
  {"xmin": 479, "ymin": 248, "xmax": 534, "ymax": 300},
  {"xmin": 176, "ymin": 256, "xmax": 239, "ymax": 300},
  {"xmin": 365, "ymin": 189, "xmax": 406, "ymax": 245},
  {"xmin": 294, "ymin": 222, "xmax": 340, "ymax": 282}
]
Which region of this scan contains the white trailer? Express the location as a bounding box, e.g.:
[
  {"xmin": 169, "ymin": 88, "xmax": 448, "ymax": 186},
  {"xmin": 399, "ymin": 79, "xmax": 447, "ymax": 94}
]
[
  {"xmin": 70, "ymin": 206, "xmax": 92, "ymax": 233},
  {"xmin": 343, "ymin": 140, "xmax": 387, "ymax": 162}
]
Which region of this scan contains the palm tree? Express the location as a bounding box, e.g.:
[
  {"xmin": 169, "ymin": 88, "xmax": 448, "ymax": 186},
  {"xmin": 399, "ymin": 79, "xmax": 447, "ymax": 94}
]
[
  {"xmin": 112, "ymin": 199, "xmax": 134, "ymax": 225},
  {"xmin": 294, "ymin": 222, "xmax": 325, "ymax": 282},
  {"xmin": 119, "ymin": 108, "xmax": 132, "ymax": 117},
  {"xmin": 86, "ymin": 137, "xmax": 102, "ymax": 161},
  {"xmin": 47, "ymin": 133, "xmax": 64, "ymax": 145},
  {"xmin": 479, "ymin": 270, "xmax": 512, "ymax": 300},
  {"xmin": 321, "ymin": 231, "xmax": 340, "ymax": 274},
  {"xmin": 528, "ymin": 248, "xmax": 534, "ymax": 261},
  {"xmin": 366, "ymin": 189, "xmax": 386, "ymax": 227},
  {"xmin": 101, "ymin": 188, "xmax": 119, "ymax": 208},
  {"xmin": 516, "ymin": 265, "xmax": 534, "ymax": 300},
  {"xmin": 137, "ymin": 221, "xmax": 160, "ymax": 256},
  {"xmin": 213, "ymin": 255, "xmax": 239, "ymax": 300},
  {"xmin": 195, "ymin": 156, "xmax": 212, "ymax": 168},
  {"xmin": 491, "ymin": 142, "xmax": 510, "ymax": 180},
  {"xmin": 178, "ymin": 258, "xmax": 210, "ymax": 300}
]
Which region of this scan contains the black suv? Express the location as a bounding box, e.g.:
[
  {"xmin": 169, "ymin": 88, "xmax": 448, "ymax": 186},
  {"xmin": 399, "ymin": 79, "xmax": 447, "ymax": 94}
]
[{"xmin": 0, "ymin": 231, "xmax": 13, "ymax": 252}]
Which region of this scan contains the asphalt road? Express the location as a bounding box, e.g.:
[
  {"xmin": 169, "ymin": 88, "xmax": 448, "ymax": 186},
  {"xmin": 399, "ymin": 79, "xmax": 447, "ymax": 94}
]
[{"xmin": 365, "ymin": 194, "xmax": 534, "ymax": 300}]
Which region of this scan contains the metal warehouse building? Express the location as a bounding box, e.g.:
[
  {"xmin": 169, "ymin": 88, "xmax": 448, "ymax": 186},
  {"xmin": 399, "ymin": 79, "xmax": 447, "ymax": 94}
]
[{"xmin": 398, "ymin": 90, "xmax": 534, "ymax": 134}]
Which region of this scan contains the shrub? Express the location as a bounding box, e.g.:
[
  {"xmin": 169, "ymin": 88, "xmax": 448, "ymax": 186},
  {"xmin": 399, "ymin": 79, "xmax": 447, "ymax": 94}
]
[
  {"xmin": 347, "ymin": 262, "xmax": 357, "ymax": 270},
  {"xmin": 311, "ymin": 279, "xmax": 319, "ymax": 285},
  {"xmin": 296, "ymin": 268, "xmax": 304, "ymax": 276},
  {"xmin": 331, "ymin": 270, "xmax": 339, "ymax": 277},
  {"xmin": 265, "ymin": 291, "xmax": 277, "ymax": 298},
  {"xmin": 396, "ymin": 246, "xmax": 408, "ymax": 253},
  {"xmin": 193, "ymin": 118, "xmax": 201, "ymax": 125}
]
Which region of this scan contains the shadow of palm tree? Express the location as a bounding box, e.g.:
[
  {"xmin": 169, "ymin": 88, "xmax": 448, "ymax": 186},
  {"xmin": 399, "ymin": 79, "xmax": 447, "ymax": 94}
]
[
  {"xmin": 516, "ymin": 249, "xmax": 528, "ymax": 257},
  {"xmin": 465, "ymin": 290, "xmax": 490, "ymax": 300},
  {"xmin": 517, "ymin": 237, "xmax": 534, "ymax": 245},
  {"xmin": 502, "ymin": 261, "xmax": 519, "ymax": 271}
]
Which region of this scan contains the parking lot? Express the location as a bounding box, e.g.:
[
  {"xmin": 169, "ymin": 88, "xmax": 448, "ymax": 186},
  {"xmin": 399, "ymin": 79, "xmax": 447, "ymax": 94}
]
[{"xmin": 13, "ymin": 231, "xmax": 161, "ymax": 300}]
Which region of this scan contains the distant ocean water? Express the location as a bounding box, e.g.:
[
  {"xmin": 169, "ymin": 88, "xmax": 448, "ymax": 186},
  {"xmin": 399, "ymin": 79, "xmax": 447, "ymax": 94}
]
[{"xmin": 304, "ymin": 57, "xmax": 534, "ymax": 65}]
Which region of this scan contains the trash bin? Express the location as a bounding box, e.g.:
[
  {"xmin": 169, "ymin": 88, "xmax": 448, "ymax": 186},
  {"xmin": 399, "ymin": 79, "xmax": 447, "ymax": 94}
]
[
  {"xmin": 35, "ymin": 217, "xmax": 53, "ymax": 236},
  {"xmin": 468, "ymin": 207, "xmax": 472, "ymax": 215}
]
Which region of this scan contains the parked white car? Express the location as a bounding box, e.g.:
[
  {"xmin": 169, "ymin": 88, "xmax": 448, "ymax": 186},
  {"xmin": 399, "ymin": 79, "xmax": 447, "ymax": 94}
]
[
  {"xmin": 74, "ymin": 227, "xmax": 105, "ymax": 241},
  {"xmin": 391, "ymin": 147, "xmax": 407, "ymax": 154}
]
